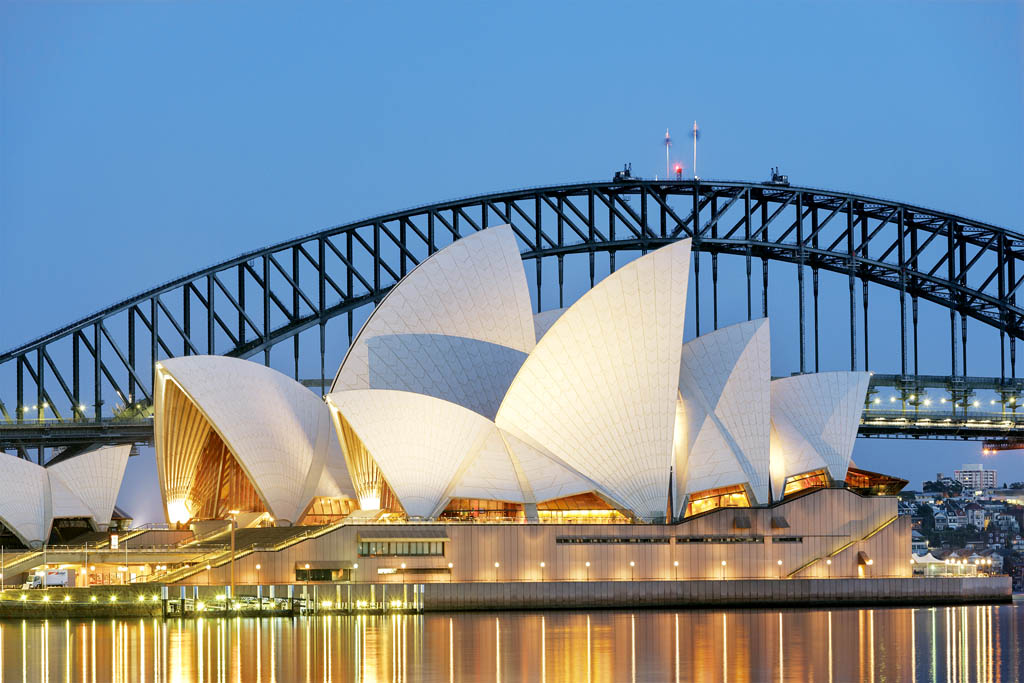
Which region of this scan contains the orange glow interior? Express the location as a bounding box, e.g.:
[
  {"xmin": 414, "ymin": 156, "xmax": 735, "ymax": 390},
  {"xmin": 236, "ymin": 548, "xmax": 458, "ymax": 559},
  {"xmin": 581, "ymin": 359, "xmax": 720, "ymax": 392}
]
[
  {"xmin": 538, "ymin": 492, "xmax": 629, "ymax": 523},
  {"xmin": 684, "ymin": 485, "xmax": 750, "ymax": 518},
  {"xmin": 783, "ymin": 469, "xmax": 830, "ymax": 499}
]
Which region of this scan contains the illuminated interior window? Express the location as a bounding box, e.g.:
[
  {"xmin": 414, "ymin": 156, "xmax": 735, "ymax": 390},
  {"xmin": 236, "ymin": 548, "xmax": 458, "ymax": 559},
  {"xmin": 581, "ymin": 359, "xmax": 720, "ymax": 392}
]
[
  {"xmin": 189, "ymin": 430, "xmax": 266, "ymax": 520},
  {"xmin": 158, "ymin": 376, "xmax": 267, "ymax": 523},
  {"xmin": 782, "ymin": 469, "xmax": 830, "ymax": 499},
  {"xmin": 537, "ymin": 492, "xmax": 629, "ymax": 524},
  {"xmin": 299, "ymin": 496, "xmax": 358, "ymax": 526},
  {"xmin": 845, "ymin": 467, "xmax": 908, "ymax": 496},
  {"xmin": 440, "ymin": 498, "xmax": 524, "ymax": 522},
  {"xmin": 684, "ymin": 485, "xmax": 750, "ymax": 518}
]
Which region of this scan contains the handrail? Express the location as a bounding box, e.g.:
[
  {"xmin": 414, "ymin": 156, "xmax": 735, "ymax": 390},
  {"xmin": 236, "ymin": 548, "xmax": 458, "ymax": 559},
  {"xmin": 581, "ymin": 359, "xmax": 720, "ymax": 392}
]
[{"xmin": 790, "ymin": 514, "xmax": 901, "ymax": 578}]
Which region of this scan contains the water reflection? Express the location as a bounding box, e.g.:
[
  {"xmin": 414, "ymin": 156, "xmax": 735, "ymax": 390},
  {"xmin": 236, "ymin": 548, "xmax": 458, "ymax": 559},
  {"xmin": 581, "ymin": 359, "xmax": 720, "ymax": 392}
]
[{"xmin": 0, "ymin": 604, "xmax": 1021, "ymax": 681}]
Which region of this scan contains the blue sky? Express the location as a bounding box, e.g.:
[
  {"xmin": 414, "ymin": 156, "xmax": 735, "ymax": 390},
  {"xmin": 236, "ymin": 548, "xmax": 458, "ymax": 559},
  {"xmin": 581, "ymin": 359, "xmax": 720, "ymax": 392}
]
[{"xmin": 2, "ymin": 1, "xmax": 1022, "ymax": 522}]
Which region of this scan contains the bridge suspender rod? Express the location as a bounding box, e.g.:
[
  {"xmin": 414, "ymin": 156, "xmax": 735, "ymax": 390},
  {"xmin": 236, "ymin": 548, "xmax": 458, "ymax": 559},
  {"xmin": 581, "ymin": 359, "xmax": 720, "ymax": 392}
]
[
  {"xmin": 293, "ymin": 247, "xmax": 300, "ymax": 381},
  {"xmin": 860, "ymin": 207, "xmax": 869, "ymax": 371},
  {"xmin": 797, "ymin": 192, "xmax": 805, "ymax": 374},
  {"xmin": 711, "ymin": 195, "xmax": 719, "ymax": 331},
  {"xmin": 898, "ymin": 208, "xmax": 907, "ymax": 377},
  {"xmin": 948, "ymin": 221, "xmax": 958, "ymax": 378},
  {"xmin": 958, "ymin": 224, "xmax": 967, "ymax": 377},
  {"xmin": 694, "ymin": 249, "xmax": 700, "ymax": 337},
  {"xmin": 745, "ymin": 189, "xmax": 752, "ymax": 322},
  {"xmin": 1009, "ymin": 254, "xmax": 1016, "ymax": 379},
  {"xmin": 848, "ymin": 201, "xmax": 857, "ymax": 372},
  {"xmin": 712, "ymin": 253, "xmax": 719, "ymax": 331}
]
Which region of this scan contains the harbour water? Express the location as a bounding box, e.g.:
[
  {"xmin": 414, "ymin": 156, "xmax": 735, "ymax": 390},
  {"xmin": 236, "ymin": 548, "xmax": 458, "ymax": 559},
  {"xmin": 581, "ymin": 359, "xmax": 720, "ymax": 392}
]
[{"xmin": 1, "ymin": 602, "xmax": 1021, "ymax": 682}]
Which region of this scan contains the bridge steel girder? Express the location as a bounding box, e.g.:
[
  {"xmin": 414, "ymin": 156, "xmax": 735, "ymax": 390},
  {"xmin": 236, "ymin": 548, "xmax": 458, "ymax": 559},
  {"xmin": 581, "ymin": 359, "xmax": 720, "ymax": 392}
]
[{"xmin": 2, "ymin": 179, "xmax": 1024, "ymax": 447}]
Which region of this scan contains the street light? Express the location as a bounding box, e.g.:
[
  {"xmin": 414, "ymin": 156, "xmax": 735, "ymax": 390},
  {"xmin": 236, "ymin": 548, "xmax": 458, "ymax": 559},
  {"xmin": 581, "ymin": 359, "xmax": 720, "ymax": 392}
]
[
  {"xmin": 777, "ymin": 559, "xmax": 783, "ymax": 579},
  {"xmin": 826, "ymin": 559, "xmax": 832, "ymax": 579},
  {"xmin": 585, "ymin": 561, "xmax": 591, "ymax": 581},
  {"xmin": 673, "ymin": 560, "xmax": 679, "ymax": 581},
  {"xmin": 720, "ymin": 560, "xmax": 726, "ymax": 580},
  {"xmin": 494, "ymin": 561, "xmax": 500, "ymax": 582},
  {"xmin": 629, "ymin": 560, "xmax": 635, "ymax": 582},
  {"xmin": 447, "ymin": 562, "xmax": 453, "ymax": 583},
  {"xmin": 539, "ymin": 561, "xmax": 545, "ymax": 582}
]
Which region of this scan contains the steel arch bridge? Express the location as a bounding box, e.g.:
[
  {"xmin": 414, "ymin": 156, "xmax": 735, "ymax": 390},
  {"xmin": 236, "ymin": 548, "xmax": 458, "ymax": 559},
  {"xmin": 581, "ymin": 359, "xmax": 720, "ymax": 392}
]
[{"xmin": 4, "ymin": 176, "xmax": 1024, "ymax": 458}]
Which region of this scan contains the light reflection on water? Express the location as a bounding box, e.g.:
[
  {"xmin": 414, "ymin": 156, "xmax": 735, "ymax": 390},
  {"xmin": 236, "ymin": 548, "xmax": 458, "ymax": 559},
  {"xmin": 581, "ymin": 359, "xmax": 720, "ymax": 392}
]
[{"xmin": 0, "ymin": 603, "xmax": 1021, "ymax": 682}]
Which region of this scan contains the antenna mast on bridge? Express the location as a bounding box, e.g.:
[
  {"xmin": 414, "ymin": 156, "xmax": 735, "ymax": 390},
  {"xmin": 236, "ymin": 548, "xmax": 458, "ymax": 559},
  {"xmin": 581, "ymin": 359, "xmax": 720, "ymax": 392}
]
[
  {"xmin": 664, "ymin": 129, "xmax": 672, "ymax": 179},
  {"xmin": 690, "ymin": 120, "xmax": 700, "ymax": 179}
]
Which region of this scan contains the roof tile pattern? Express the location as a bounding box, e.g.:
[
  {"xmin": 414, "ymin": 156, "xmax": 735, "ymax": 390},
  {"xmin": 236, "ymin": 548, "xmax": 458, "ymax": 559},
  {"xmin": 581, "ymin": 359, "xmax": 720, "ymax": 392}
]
[
  {"xmin": 769, "ymin": 371, "xmax": 871, "ymax": 497},
  {"xmin": 326, "ymin": 389, "xmax": 495, "ymax": 518},
  {"xmin": 48, "ymin": 445, "xmax": 130, "ymax": 527},
  {"xmin": 532, "ymin": 308, "xmax": 568, "ymax": 342},
  {"xmin": 676, "ymin": 319, "xmax": 772, "ymax": 508},
  {"xmin": 365, "ymin": 334, "xmax": 526, "ymax": 419},
  {"xmin": 49, "ymin": 474, "xmax": 91, "ymax": 520},
  {"xmin": 332, "ymin": 227, "xmax": 536, "ymax": 405},
  {"xmin": 157, "ymin": 356, "xmax": 351, "ymax": 524},
  {"xmin": 0, "ymin": 456, "xmax": 50, "ymax": 546},
  {"xmin": 450, "ymin": 428, "xmax": 528, "ymax": 503},
  {"xmin": 496, "ymin": 240, "xmax": 691, "ymax": 520}
]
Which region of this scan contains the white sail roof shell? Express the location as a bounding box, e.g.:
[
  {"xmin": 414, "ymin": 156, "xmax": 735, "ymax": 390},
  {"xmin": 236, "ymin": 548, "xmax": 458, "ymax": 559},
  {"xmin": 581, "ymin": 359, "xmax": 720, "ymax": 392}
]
[
  {"xmin": 326, "ymin": 389, "xmax": 496, "ymax": 518},
  {"xmin": 0, "ymin": 456, "xmax": 51, "ymax": 547},
  {"xmin": 48, "ymin": 474, "xmax": 92, "ymax": 520},
  {"xmin": 48, "ymin": 444, "xmax": 130, "ymax": 528},
  {"xmin": 769, "ymin": 371, "xmax": 871, "ymax": 497},
  {"xmin": 156, "ymin": 356, "xmax": 353, "ymax": 524},
  {"xmin": 500, "ymin": 431, "xmax": 595, "ymax": 503},
  {"xmin": 496, "ymin": 240, "xmax": 691, "ymax": 521},
  {"xmin": 327, "ymin": 389, "xmax": 597, "ymax": 515},
  {"xmin": 532, "ymin": 308, "xmax": 568, "ymax": 342},
  {"xmin": 363, "ymin": 334, "xmax": 526, "ymax": 419},
  {"xmin": 676, "ymin": 318, "xmax": 772, "ymax": 508},
  {"xmin": 331, "ymin": 226, "xmax": 536, "ymax": 414}
]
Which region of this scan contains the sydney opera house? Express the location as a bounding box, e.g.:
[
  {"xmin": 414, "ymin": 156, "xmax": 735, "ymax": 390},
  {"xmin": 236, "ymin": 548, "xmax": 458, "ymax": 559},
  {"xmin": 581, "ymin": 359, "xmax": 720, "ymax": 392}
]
[{"xmin": 1, "ymin": 227, "xmax": 910, "ymax": 587}]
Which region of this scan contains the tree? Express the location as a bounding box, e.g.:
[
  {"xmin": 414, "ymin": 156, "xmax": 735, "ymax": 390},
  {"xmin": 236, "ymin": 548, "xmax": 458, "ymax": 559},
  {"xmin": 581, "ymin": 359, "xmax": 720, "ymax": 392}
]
[
  {"xmin": 923, "ymin": 479, "xmax": 964, "ymax": 497},
  {"xmin": 917, "ymin": 504, "xmax": 935, "ymax": 532}
]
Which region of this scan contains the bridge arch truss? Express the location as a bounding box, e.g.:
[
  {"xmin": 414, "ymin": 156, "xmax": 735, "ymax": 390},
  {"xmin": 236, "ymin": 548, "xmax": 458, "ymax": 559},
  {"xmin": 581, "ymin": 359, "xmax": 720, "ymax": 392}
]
[{"xmin": 3, "ymin": 179, "xmax": 1023, "ymax": 434}]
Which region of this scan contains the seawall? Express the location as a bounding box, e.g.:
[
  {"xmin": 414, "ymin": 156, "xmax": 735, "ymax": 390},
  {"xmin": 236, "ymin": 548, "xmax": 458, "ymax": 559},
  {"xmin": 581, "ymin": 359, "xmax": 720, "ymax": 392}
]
[
  {"xmin": 0, "ymin": 577, "xmax": 1010, "ymax": 618},
  {"xmin": 414, "ymin": 577, "xmax": 1013, "ymax": 611}
]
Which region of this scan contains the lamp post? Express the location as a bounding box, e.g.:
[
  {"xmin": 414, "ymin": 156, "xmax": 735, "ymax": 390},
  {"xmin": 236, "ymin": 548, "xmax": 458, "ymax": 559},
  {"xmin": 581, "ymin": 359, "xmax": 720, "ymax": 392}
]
[
  {"xmin": 777, "ymin": 559, "xmax": 783, "ymax": 579},
  {"xmin": 720, "ymin": 560, "xmax": 726, "ymax": 580},
  {"xmin": 539, "ymin": 562, "xmax": 545, "ymax": 582},
  {"xmin": 227, "ymin": 510, "xmax": 239, "ymax": 601},
  {"xmin": 494, "ymin": 562, "xmax": 500, "ymax": 582},
  {"xmin": 826, "ymin": 558, "xmax": 832, "ymax": 579},
  {"xmin": 629, "ymin": 561, "xmax": 635, "ymax": 582},
  {"xmin": 447, "ymin": 562, "xmax": 453, "ymax": 583},
  {"xmin": 585, "ymin": 561, "xmax": 590, "ymax": 581}
]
